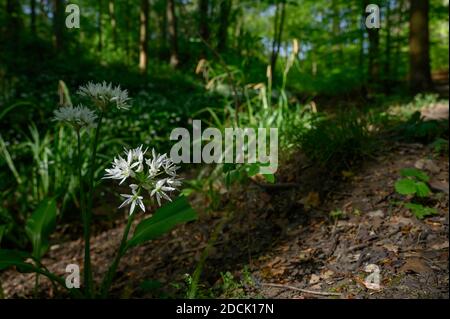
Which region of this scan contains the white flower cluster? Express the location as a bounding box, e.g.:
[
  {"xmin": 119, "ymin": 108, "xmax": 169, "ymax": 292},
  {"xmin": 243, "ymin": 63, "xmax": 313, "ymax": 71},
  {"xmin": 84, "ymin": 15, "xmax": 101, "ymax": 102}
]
[
  {"xmin": 78, "ymin": 81, "xmax": 130, "ymax": 111},
  {"xmin": 104, "ymin": 145, "xmax": 182, "ymax": 214},
  {"xmin": 53, "ymin": 105, "xmax": 97, "ymax": 130}
]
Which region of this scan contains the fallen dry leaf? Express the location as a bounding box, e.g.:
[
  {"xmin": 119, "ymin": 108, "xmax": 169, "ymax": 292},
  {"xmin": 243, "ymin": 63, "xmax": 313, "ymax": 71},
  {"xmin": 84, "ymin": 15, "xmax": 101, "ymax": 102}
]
[
  {"xmin": 428, "ymin": 179, "xmax": 449, "ymax": 194},
  {"xmin": 400, "ymin": 258, "xmax": 431, "ymax": 274}
]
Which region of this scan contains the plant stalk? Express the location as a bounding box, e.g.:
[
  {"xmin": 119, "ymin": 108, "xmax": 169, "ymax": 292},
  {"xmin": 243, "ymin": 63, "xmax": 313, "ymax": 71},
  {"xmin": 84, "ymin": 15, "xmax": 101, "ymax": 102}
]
[
  {"xmin": 100, "ymin": 213, "xmax": 135, "ymax": 298},
  {"xmin": 83, "ymin": 112, "xmax": 104, "ymax": 296},
  {"xmin": 76, "ymin": 129, "xmax": 91, "ymax": 297}
]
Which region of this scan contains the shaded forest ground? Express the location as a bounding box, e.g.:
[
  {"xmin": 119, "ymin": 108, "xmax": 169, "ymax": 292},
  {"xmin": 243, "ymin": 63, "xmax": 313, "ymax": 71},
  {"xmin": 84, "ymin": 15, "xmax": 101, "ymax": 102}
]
[{"xmin": 1, "ymin": 107, "xmax": 448, "ymax": 299}]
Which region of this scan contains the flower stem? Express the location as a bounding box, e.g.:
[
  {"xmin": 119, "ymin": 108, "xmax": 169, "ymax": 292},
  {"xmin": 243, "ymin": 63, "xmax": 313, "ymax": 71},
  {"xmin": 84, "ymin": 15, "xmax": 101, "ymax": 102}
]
[
  {"xmin": 76, "ymin": 129, "xmax": 90, "ymax": 297},
  {"xmin": 84, "ymin": 112, "xmax": 104, "ymax": 297},
  {"xmin": 100, "ymin": 213, "xmax": 135, "ymax": 298}
]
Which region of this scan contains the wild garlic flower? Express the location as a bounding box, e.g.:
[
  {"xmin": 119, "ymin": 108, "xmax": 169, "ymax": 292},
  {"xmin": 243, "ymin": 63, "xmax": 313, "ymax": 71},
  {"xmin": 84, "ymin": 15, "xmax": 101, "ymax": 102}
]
[
  {"xmin": 53, "ymin": 105, "xmax": 97, "ymax": 130},
  {"xmin": 119, "ymin": 184, "xmax": 145, "ymax": 215},
  {"xmin": 104, "ymin": 155, "xmax": 139, "ymax": 185},
  {"xmin": 104, "ymin": 145, "xmax": 181, "ymax": 214},
  {"xmin": 78, "ymin": 81, "xmax": 130, "ymax": 111}
]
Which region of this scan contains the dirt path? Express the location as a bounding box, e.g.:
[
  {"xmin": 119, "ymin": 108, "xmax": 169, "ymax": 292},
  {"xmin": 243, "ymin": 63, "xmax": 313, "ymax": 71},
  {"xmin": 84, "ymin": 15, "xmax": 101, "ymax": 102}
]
[{"xmin": 1, "ymin": 143, "xmax": 448, "ymax": 299}]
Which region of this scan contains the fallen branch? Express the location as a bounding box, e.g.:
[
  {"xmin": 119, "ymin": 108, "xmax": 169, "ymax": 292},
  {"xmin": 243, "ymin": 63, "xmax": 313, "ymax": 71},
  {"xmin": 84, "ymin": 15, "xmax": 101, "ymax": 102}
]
[
  {"xmin": 260, "ymin": 282, "xmax": 342, "ymax": 297},
  {"xmin": 250, "ymin": 178, "xmax": 300, "ymax": 190}
]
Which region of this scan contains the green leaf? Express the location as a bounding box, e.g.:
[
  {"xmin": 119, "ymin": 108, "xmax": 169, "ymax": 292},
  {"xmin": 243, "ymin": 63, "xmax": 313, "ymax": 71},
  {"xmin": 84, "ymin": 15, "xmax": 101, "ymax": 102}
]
[
  {"xmin": 395, "ymin": 179, "xmax": 417, "ymax": 195},
  {"xmin": 404, "ymin": 203, "xmax": 438, "ymax": 219},
  {"xmin": 400, "ymin": 168, "xmax": 429, "ymax": 182},
  {"xmin": 415, "ymin": 181, "xmax": 432, "ymax": 197},
  {"xmin": 0, "ymin": 249, "xmax": 34, "ymax": 272},
  {"xmin": 246, "ymin": 163, "xmax": 260, "ymax": 177},
  {"xmin": 263, "ymin": 173, "xmax": 275, "ymax": 184},
  {"xmin": 223, "ymin": 163, "xmax": 236, "ymax": 173},
  {"xmin": 25, "ymin": 198, "xmax": 57, "ymax": 260},
  {"xmin": 126, "ymin": 196, "xmax": 198, "ymax": 249}
]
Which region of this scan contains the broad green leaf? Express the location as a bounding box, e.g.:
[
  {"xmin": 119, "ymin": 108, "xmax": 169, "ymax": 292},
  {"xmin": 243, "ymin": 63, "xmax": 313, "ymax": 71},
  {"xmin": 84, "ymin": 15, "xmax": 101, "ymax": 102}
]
[
  {"xmin": 400, "ymin": 168, "xmax": 429, "ymax": 182},
  {"xmin": 405, "ymin": 203, "xmax": 437, "ymax": 219},
  {"xmin": 395, "ymin": 179, "xmax": 417, "ymax": 195},
  {"xmin": 126, "ymin": 196, "xmax": 198, "ymax": 249},
  {"xmin": 0, "ymin": 249, "xmax": 34, "ymax": 272},
  {"xmin": 25, "ymin": 198, "xmax": 57, "ymax": 260},
  {"xmin": 415, "ymin": 181, "xmax": 432, "ymax": 197}
]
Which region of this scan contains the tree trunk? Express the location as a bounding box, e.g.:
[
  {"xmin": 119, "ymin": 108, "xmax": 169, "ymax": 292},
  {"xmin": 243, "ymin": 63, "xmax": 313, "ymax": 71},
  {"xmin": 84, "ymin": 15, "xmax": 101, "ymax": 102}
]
[
  {"xmin": 331, "ymin": 0, "xmax": 341, "ymax": 64},
  {"xmin": 270, "ymin": 0, "xmax": 286, "ymax": 79},
  {"xmin": 53, "ymin": 0, "xmax": 64, "ymax": 52},
  {"xmin": 409, "ymin": 0, "xmax": 432, "ymax": 92},
  {"xmin": 125, "ymin": 0, "xmax": 131, "ymax": 64},
  {"xmin": 5, "ymin": 0, "xmax": 22, "ymax": 37},
  {"xmin": 217, "ymin": 0, "xmax": 232, "ymax": 52},
  {"xmin": 109, "ymin": 0, "xmax": 117, "ymax": 46},
  {"xmin": 159, "ymin": 0, "xmax": 168, "ymax": 55},
  {"xmin": 393, "ymin": 0, "xmax": 406, "ymax": 81},
  {"xmin": 198, "ymin": 0, "xmax": 209, "ymax": 42},
  {"xmin": 139, "ymin": 0, "xmax": 150, "ymax": 74},
  {"xmin": 30, "ymin": 0, "xmax": 36, "ymax": 36},
  {"xmin": 365, "ymin": 0, "xmax": 380, "ymax": 90},
  {"xmin": 384, "ymin": 0, "xmax": 392, "ymax": 93},
  {"xmin": 359, "ymin": 2, "xmax": 365, "ymax": 83},
  {"xmin": 98, "ymin": 0, "xmax": 103, "ymax": 52},
  {"xmin": 167, "ymin": 0, "xmax": 179, "ymax": 67}
]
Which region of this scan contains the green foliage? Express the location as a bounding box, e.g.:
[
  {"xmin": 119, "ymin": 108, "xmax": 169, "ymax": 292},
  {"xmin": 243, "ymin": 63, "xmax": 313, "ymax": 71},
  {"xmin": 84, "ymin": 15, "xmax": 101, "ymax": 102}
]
[
  {"xmin": 400, "ymin": 168, "xmax": 430, "ymax": 182},
  {"xmin": 431, "ymin": 138, "xmax": 449, "ymax": 155},
  {"xmin": 329, "ymin": 209, "xmax": 345, "ymax": 220},
  {"xmin": 394, "ymin": 167, "xmax": 438, "ymax": 220},
  {"xmin": 300, "ymin": 111, "xmax": 378, "ymax": 169},
  {"xmin": 25, "ymin": 198, "xmax": 57, "ymax": 260},
  {"xmin": 126, "ymin": 196, "xmax": 198, "ymax": 249},
  {"xmin": 395, "ymin": 179, "xmax": 417, "ymax": 195},
  {"xmin": 0, "ymin": 249, "xmax": 34, "ymax": 272},
  {"xmin": 214, "ymin": 268, "xmax": 254, "ymax": 298},
  {"xmin": 404, "ymin": 203, "xmax": 438, "ymax": 219},
  {"xmin": 395, "ymin": 168, "xmax": 431, "ymax": 198},
  {"xmin": 395, "ymin": 112, "xmax": 449, "ymax": 144}
]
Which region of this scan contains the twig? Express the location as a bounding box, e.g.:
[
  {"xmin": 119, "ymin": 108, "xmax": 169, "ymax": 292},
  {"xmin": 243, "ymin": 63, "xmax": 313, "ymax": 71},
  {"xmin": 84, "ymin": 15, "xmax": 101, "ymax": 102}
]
[{"xmin": 261, "ymin": 283, "xmax": 342, "ymax": 297}]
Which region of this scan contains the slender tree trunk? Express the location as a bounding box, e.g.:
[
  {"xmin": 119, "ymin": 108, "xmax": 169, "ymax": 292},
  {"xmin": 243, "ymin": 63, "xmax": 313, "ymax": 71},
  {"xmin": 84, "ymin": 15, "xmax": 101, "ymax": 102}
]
[
  {"xmin": 331, "ymin": 0, "xmax": 341, "ymax": 64},
  {"xmin": 109, "ymin": 0, "xmax": 117, "ymax": 46},
  {"xmin": 359, "ymin": 2, "xmax": 365, "ymax": 83},
  {"xmin": 159, "ymin": 0, "xmax": 168, "ymax": 56},
  {"xmin": 139, "ymin": 0, "xmax": 150, "ymax": 74},
  {"xmin": 30, "ymin": 0, "xmax": 36, "ymax": 36},
  {"xmin": 270, "ymin": 0, "xmax": 286, "ymax": 78},
  {"xmin": 5, "ymin": 0, "xmax": 22, "ymax": 40},
  {"xmin": 217, "ymin": 0, "xmax": 232, "ymax": 52},
  {"xmin": 393, "ymin": 0, "xmax": 405, "ymax": 81},
  {"xmin": 199, "ymin": 0, "xmax": 210, "ymax": 52},
  {"xmin": 167, "ymin": 0, "xmax": 179, "ymax": 67},
  {"xmin": 384, "ymin": 0, "xmax": 392, "ymax": 93},
  {"xmin": 53, "ymin": 0, "xmax": 64, "ymax": 52},
  {"xmin": 125, "ymin": 0, "xmax": 131, "ymax": 64},
  {"xmin": 409, "ymin": 0, "xmax": 432, "ymax": 92},
  {"xmin": 365, "ymin": 0, "xmax": 380, "ymax": 90},
  {"xmin": 234, "ymin": 11, "xmax": 243, "ymax": 54},
  {"xmin": 98, "ymin": 0, "xmax": 103, "ymax": 52}
]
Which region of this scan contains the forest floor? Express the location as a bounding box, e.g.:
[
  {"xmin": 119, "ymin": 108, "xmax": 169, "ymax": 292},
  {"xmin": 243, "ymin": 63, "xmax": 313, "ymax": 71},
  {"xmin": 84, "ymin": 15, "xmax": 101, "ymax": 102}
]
[
  {"xmin": 1, "ymin": 139, "xmax": 448, "ymax": 299},
  {"xmin": 1, "ymin": 62, "xmax": 449, "ymax": 299}
]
